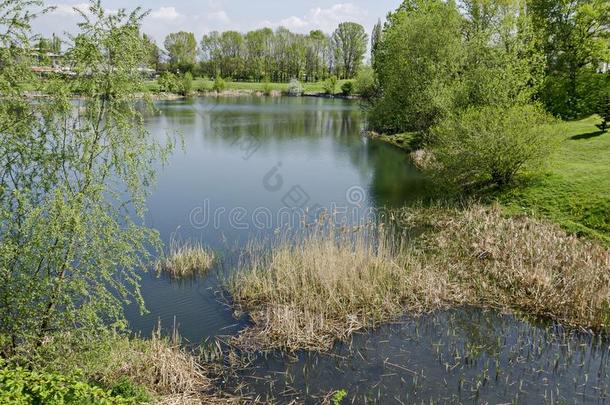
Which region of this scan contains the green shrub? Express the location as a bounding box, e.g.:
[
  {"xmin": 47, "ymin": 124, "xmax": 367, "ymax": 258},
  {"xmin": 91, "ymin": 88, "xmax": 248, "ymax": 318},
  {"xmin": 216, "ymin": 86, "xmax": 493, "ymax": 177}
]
[
  {"xmin": 0, "ymin": 361, "xmax": 132, "ymax": 404},
  {"xmin": 353, "ymin": 67, "xmax": 376, "ymax": 100},
  {"xmin": 286, "ymin": 79, "xmax": 303, "ymax": 96},
  {"xmin": 428, "ymin": 104, "xmax": 558, "ymax": 190},
  {"xmin": 212, "ymin": 75, "xmax": 226, "ymax": 93},
  {"xmin": 323, "ymin": 75, "xmax": 338, "ymax": 95},
  {"xmin": 181, "ymin": 72, "xmax": 193, "ymax": 96},
  {"xmin": 157, "ymin": 71, "xmax": 179, "ymax": 93},
  {"xmin": 109, "ymin": 377, "xmax": 151, "ymax": 404},
  {"xmin": 341, "ymin": 81, "xmax": 354, "ymax": 96}
]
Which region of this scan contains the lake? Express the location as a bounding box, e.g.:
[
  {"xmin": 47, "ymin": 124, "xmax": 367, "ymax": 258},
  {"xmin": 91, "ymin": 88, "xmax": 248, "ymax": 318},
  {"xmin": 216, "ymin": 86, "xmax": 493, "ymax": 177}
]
[{"xmin": 126, "ymin": 96, "xmax": 610, "ymax": 404}]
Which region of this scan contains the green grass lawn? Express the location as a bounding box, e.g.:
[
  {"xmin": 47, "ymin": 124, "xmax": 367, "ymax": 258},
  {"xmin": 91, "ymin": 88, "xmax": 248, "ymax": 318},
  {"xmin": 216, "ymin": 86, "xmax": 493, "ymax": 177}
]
[
  {"xmin": 499, "ymin": 116, "xmax": 610, "ymax": 245},
  {"xmin": 144, "ymin": 78, "xmax": 352, "ymax": 95}
]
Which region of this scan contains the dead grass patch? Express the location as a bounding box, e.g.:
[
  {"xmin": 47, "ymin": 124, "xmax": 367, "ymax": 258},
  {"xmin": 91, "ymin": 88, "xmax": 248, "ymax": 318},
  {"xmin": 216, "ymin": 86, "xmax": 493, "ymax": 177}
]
[
  {"xmin": 406, "ymin": 204, "xmax": 610, "ymax": 329},
  {"xmin": 230, "ymin": 204, "xmax": 610, "ymax": 352}
]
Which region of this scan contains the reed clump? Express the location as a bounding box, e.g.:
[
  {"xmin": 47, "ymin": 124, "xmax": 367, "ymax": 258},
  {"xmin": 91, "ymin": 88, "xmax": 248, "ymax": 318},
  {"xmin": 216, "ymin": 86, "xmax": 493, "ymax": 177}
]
[
  {"xmin": 230, "ymin": 204, "xmax": 610, "ymax": 352},
  {"xmin": 406, "ymin": 204, "xmax": 610, "ymax": 330},
  {"xmin": 157, "ymin": 240, "xmax": 215, "ymax": 278},
  {"xmin": 230, "ymin": 219, "xmax": 433, "ymax": 351}
]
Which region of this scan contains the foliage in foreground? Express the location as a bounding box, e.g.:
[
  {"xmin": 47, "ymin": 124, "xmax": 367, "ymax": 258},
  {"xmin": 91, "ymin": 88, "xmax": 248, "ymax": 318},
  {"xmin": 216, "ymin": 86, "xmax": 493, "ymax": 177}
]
[
  {"xmin": 0, "ymin": 0, "xmax": 166, "ymax": 353},
  {"xmin": 427, "ymin": 104, "xmax": 558, "ymax": 189},
  {"xmin": 0, "ymin": 361, "xmax": 133, "ymax": 404},
  {"xmin": 6, "ymin": 330, "xmax": 217, "ymax": 404},
  {"xmin": 231, "ymin": 204, "xmax": 610, "ymax": 351}
]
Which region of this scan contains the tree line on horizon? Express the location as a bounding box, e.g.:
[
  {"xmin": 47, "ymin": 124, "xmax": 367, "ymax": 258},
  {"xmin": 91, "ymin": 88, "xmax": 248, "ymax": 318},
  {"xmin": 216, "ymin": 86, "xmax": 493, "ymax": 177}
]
[{"xmin": 141, "ymin": 22, "xmax": 369, "ymax": 82}]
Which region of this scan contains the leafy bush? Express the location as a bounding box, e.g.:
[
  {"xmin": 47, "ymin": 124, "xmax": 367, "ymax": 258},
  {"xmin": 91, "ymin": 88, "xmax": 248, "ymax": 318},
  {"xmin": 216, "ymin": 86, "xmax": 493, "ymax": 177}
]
[
  {"xmin": 0, "ymin": 361, "xmax": 131, "ymax": 404},
  {"xmin": 286, "ymin": 79, "xmax": 304, "ymax": 96},
  {"xmin": 158, "ymin": 71, "xmax": 179, "ymax": 93},
  {"xmin": 109, "ymin": 377, "xmax": 151, "ymax": 404},
  {"xmin": 262, "ymin": 77, "xmax": 273, "ymax": 96},
  {"xmin": 181, "ymin": 72, "xmax": 193, "ymax": 96},
  {"xmin": 323, "ymin": 75, "xmax": 338, "ymax": 95},
  {"xmin": 212, "ymin": 75, "xmax": 226, "ymax": 93},
  {"xmin": 341, "ymin": 81, "xmax": 354, "ymax": 96},
  {"xmin": 428, "ymin": 104, "xmax": 557, "ymax": 190},
  {"xmin": 353, "ymin": 67, "xmax": 376, "ymax": 100}
]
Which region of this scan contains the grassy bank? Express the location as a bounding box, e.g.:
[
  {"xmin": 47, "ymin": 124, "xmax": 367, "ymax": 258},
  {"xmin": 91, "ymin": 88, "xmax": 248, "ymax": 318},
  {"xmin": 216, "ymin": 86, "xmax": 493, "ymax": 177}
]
[
  {"xmin": 498, "ymin": 116, "xmax": 610, "ymax": 245},
  {"xmin": 2, "ymin": 330, "xmax": 239, "ymax": 404},
  {"xmin": 370, "ymin": 116, "xmax": 610, "ymax": 245},
  {"xmin": 230, "ymin": 204, "xmax": 610, "ymax": 352},
  {"xmin": 366, "ymin": 132, "xmax": 420, "ymax": 152},
  {"xmin": 144, "ymin": 78, "xmax": 353, "ymax": 96}
]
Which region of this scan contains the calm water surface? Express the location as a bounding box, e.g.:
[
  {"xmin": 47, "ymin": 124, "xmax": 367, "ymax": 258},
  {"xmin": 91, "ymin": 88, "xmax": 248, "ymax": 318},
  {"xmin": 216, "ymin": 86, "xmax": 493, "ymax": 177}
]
[{"xmin": 125, "ymin": 96, "xmax": 610, "ymax": 404}]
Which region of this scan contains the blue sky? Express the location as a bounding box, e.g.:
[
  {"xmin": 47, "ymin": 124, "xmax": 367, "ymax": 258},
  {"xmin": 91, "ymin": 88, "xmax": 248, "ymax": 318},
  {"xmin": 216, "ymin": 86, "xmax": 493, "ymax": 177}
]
[{"xmin": 32, "ymin": 1, "xmax": 402, "ymax": 45}]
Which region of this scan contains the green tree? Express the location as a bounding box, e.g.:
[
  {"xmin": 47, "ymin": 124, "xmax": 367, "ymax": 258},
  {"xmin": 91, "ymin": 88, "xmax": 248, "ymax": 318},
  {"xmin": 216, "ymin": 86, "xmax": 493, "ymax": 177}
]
[
  {"xmin": 164, "ymin": 31, "xmax": 197, "ymax": 73},
  {"xmin": 370, "ymin": 19, "xmax": 382, "ymax": 70},
  {"xmin": 530, "ymin": 0, "xmax": 610, "ymax": 117},
  {"xmin": 353, "ymin": 66, "xmax": 377, "ymax": 100},
  {"xmin": 181, "ymin": 71, "xmax": 193, "ymax": 96},
  {"xmin": 459, "ymin": 0, "xmax": 545, "ymax": 109},
  {"xmin": 36, "ymin": 36, "xmax": 52, "ymax": 65},
  {"xmin": 332, "ymin": 22, "xmax": 368, "ymax": 79},
  {"xmin": 142, "ymin": 33, "xmax": 161, "ymax": 71},
  {"xmin": 219, "ymin": 31, "xmax": 244, "ymax": 79},
  {"xmin": 0, "ymin": 0, "xmax": 167, "ymax": 351},
  {"xmin": 369, "ymin": 0, "xmax": 465, "ymax": 134},
  {"xmin": 597, "ymin": 91, "xmax": 610, "ymax": 132},
  {"xmin": 50, "ymin": 33, "xmax": 61, "ymax": 54}
]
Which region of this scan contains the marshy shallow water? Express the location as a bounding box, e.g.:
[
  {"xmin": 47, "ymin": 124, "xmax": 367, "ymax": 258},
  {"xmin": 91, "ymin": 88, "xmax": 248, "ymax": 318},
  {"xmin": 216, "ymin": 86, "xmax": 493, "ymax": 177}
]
[{"xmin": 125, "ymin": 97, "xmax": 610, "ymax": 404}]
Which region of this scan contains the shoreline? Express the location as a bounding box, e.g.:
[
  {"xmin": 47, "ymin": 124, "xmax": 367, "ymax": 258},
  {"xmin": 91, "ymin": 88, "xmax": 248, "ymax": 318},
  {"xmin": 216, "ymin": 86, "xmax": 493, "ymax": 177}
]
[
  {"xmin": 24, "ymin": 89, "xmax": 362, "ymax": 101},
  {"xmin": 365, "ymin": 130, "xmax": 421, "ymax": 152}
]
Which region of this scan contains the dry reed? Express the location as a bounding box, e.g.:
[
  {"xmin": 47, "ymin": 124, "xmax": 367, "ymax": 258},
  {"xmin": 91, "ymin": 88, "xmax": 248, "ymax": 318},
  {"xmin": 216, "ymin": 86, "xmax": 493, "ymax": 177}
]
[
  {"xmin": 230, "ymin": 219, "xmax": 418, "ymax": 351},
  {"xmin": 407, "ymin": 204, "xmax": 610, "ymax": 329},
  {"xmin": 230, "ymin": 204, "xmax": 610, "ymax": 352},
  {"xmin": 157, "ymin": 239, "xmax": 215, "ymax": 278}
]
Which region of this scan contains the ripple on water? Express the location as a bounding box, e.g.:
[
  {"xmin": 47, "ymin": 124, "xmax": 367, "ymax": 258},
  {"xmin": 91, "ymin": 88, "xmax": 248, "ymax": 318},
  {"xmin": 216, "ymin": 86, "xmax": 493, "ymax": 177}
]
[{"xmin": 233, "ymin": 308, "xmax": 610, "ymax": 404}]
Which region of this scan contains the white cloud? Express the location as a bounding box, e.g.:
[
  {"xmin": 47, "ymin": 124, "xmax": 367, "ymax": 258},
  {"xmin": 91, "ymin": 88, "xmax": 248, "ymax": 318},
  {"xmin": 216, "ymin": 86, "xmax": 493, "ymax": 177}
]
[
  {"xmin": 207, "ymin": 10, "xmax": 230, "ymax": 24},
  {"xmin": 150, "ymin": 7, "xmax": 181, "ymax": 21},
  {"xmin": 262, "ymin": 3, "xmax": 369, "ymax": 33},
  {"xmin": 51, "ymin": 2, "xmax": 90, "ymax": 16}
]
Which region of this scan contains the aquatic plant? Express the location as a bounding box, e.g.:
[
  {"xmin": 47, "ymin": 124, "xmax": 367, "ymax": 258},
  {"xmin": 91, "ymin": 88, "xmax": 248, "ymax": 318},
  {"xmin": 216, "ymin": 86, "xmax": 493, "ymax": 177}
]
[
  {"xmin": 156, "ymin": 239, "xmax": 215, "ymax": 278},
  {"xmin": 230, "ymin": 215, "xmax": 415, "ymax": 351}
]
